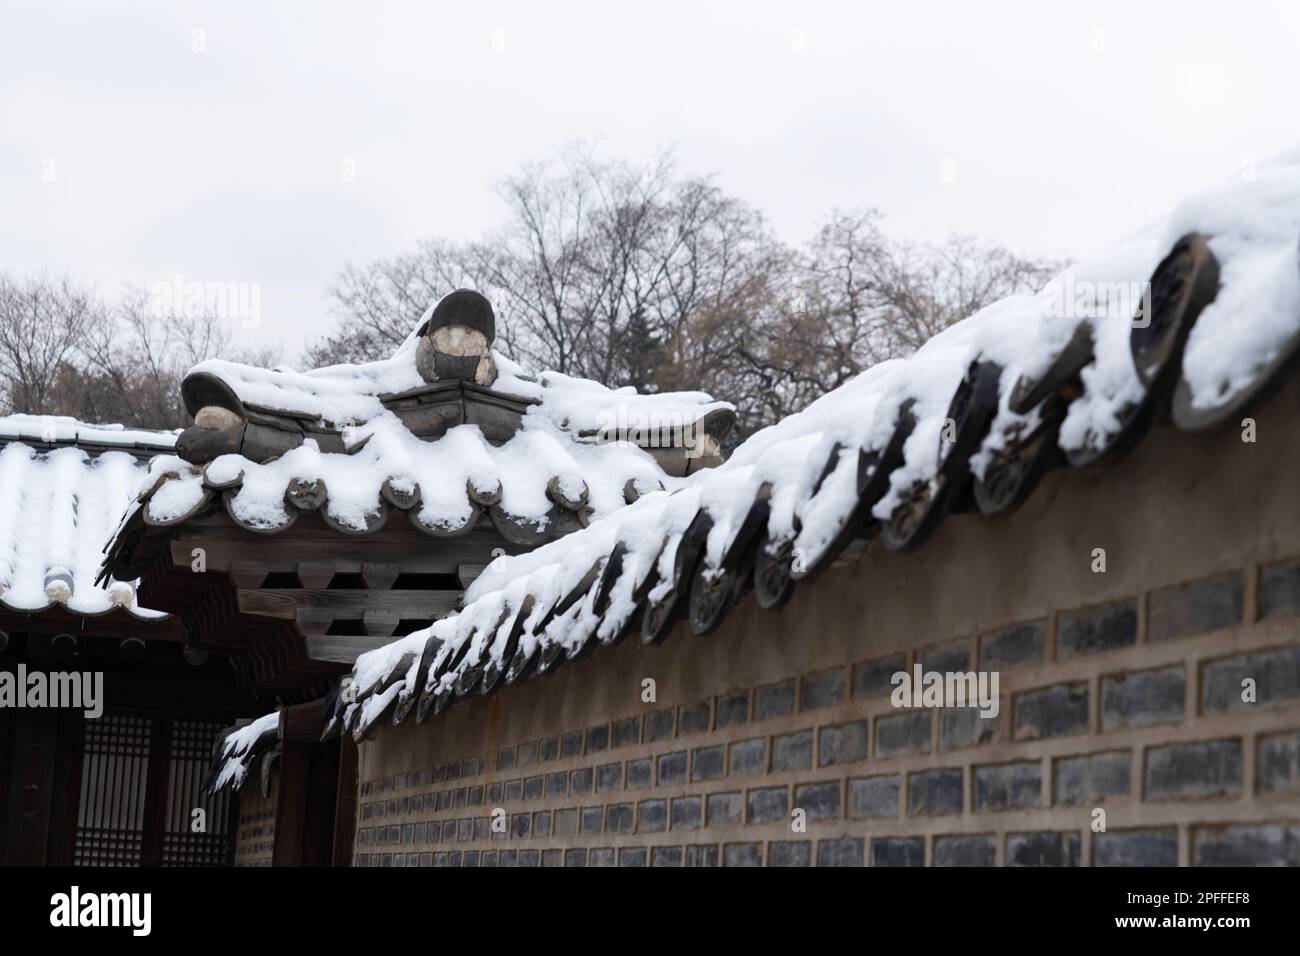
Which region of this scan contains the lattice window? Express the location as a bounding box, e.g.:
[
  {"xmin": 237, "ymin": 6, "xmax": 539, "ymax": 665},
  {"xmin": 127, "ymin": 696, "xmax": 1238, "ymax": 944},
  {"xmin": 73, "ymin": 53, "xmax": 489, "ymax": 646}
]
[
  {"xmin": 74, "ymin": 714, "xmax": 151, "ymax": 866},
  {"xmin": 73, "ymin": 714, "xmax": 232, "ymax": 867},
  {"xmin": 160, "ymin": 719, "xmax": 231, "ymax": 866}
]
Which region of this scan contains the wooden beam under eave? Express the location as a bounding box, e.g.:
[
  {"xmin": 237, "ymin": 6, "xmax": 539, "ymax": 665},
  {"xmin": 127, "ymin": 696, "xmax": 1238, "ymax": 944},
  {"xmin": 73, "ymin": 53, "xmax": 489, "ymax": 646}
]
[
  {"xmin": 235, "ymin": 588, "xmax": 462, "ymax": 620},
  {"xmin": 305, "ymin": 634, "xmax": 406, "ymax": 664}
]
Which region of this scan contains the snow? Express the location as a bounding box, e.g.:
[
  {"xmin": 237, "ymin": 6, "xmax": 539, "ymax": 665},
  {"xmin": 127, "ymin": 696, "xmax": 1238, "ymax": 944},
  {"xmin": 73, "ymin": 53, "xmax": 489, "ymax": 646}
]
[
  {"xmin": 211, "ymin": 711, "xmax": 279, "ymax": 791},
  {"xmin": 159, "ymin": 310, "xmax": 733, "ymax": 534},
  {"xmin": 0, "ymin": 414, "xmax": 178, "ymax": 450},
  {"xmin": 334, "ymin": 149, "xmax": 1300, "ymax": 721},
  {"xmin": 0, "ymin": 431, "xmax": 167, "ymax": 618}
]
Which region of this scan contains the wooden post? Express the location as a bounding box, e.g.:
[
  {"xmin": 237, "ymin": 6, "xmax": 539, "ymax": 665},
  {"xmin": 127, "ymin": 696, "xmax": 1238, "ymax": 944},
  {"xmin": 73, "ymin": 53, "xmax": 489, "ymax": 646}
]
[{"xmin": 332, "ymin": 736, "xmax": 358, "ymax": 867}]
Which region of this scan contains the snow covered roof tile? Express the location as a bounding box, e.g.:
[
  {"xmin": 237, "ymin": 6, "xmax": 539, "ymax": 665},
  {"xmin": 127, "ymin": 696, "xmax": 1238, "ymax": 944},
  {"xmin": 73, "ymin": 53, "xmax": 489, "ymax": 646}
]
[
  {"xmin": 313, "ymin": 150, "xmax": 1300, "ymax": 745},
  {"xmin": 0, "ymin": 416, "xmax": 174, "ymax": 620},
  {"xmin": 103, "ymin": 291, "xmax": 735, "ymax": 579}
]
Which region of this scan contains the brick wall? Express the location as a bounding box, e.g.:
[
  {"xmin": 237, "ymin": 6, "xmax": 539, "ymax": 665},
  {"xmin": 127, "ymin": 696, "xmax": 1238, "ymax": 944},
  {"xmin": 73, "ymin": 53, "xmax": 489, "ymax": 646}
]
[
  {"xmin": 233, "ymin": 776, "xmax": 277, "ymax": 867},
  {"xmin": 351, "ymin": 376, "xmax": 1300, "ymax": 867}
]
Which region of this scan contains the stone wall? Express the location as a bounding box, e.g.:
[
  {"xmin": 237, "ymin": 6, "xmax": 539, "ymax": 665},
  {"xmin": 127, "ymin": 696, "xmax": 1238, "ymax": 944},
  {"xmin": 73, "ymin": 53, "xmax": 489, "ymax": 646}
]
[{"xmin": 351, "ymin": 375, "xmax": 1300, "ymax": 866}]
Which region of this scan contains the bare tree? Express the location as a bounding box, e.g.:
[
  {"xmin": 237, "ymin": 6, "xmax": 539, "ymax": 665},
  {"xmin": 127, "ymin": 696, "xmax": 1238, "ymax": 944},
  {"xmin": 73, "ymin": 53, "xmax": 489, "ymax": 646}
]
[
  {"xmin": 308, "ymin": 146, "xmax": 1065, "ymax": 445},
  {"xmin": 0, "ymin": 275, "xmax": 280, "ymax": 429},
  {"xmin": 0, "ymin": 273, "xmax": 95, "ymax": 414}
]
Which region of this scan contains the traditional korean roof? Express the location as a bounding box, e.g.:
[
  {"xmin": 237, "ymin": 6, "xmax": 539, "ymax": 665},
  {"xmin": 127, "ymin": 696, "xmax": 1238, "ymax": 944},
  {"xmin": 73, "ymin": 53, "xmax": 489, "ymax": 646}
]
[
  {"xmin": 103, "ymin": 291, "xmax": 735, "ymax": 582},
  {"xmin": 238, "ymin": 148, "xmax": 1300, "ymax": 760},
  {"xmin": 0, "ymin": 415, "xmax": 175, "ymax": 620}
]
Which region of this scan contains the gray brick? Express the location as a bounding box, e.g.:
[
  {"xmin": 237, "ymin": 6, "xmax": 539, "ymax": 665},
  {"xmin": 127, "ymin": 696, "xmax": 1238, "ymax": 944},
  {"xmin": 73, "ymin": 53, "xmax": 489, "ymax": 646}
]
[
  {"xmin": 638, "ymin": 799, "xmax": 668, "ymax": 833},
  {"xmin": 1101, "ymin": 665, "xmax": 1185, "ymax": 730},
  {"xmin": 980, "ymin": 621, "xmax": 1045, "ymax": 670},
  {"xmin": 802, "ymin": 668, "xmax": 847, "ymax": 710},
  {"xmin": 651, "ymin": 846, "xmax": 682, "ymax": 867},
  {"xmin": 658, "ymin": 751, "xmax": 687, "ymax": 786},
  {"xmin": 1148, "ymin": 573, "xmax": 1243, "ymax": 642},
  {"xmin": 691, "ymin": 745, "xmax": 725, "ymax": 782},
  {"xmin": 755, "ymin": 680, "xmax": 797, "ymax": 719},
  {"xmin": 716, "ymin": 692, "xmax": 749, "ymax": 727},
  {"xmin": 1094, "ymin": 829, "xmax": 1178, "ymax": 866},
  {"xmin": 848, "ymin": 775, "xmax": 900, "ymax": 819},
  {"xmin": 561, "ymin": 730, "xmax": 584, "ymax": 758},
  {"xmin": 817, "ymin": 837, "xmax": 864, "ymax": 867},
  {"xmin": 685, "ymin": 844, "xmax": 719, "ymax": 867},
  {"xmin": 606, "ymin": 803, "xmax": 635, "ymax": 833},
  {"xmin": 589, "ymin": 847, "xmax": 615, "ymax": 867},
  {"xmin": 580, "ymin": 805, "xmax": 604, "ymax": 834},
  {"xmin": 1145, "ymin": 739, "xmax": 1242, "ymax": 801},
  {"xmin": 934, "ymin": 834, "xmax": 996, "ymax": 866},
  {"xmin": 724, "ymin": 843, "xmax": 762, "ymax": 867},
  {"xmin": 875, "ymin": 711, "xmax": 933, "ymax": 757},
  {"xmin": 706, "ymin": 791, "xmax": 743, "ymax": 826},
  {"xmin": 853, "ymin": 653, "xmax": 907, "ymax": 698},
  {"xmin": 1258, "ymin": 729, "xmax": 1300, "ymax": 794},
  {"xmin": 671, "ymin": 796, "xmax": 703, "ymax": 830},
  {"xmin": 1053, "ymin": 750, "xmax": 1131, "ymax": 805},
  {"xmin": 1203, "ymin": 646, "xmax": 1300, "ymax": 713},
  {"xmin": 626, "ymin": 758, "xmax": 652, "ymax": 789},
  {"xmin": 1058, "ymin": 601, "xmax": 1137, "ymax": 658},
  {"xmin": 1007, "ymin": 831, "xmax": 1081, "ymax": 867},
  {"xmin": 872, "ymin": 837, "xmax": 924, "ymax": 867},
  {"xmin": 793, "ymin": 780, "xmax": 842, "ymax": 821},
  {"xmin": 645, "ymin": 708, "xmax": 676, "ymax": 742},
  {"xmin": 544, "ymin": 771, "xmax": 568, "ymax": 798},
  {"xmin": 554, "ymin": 808, "xmax": 578, "ymax": 836},
  {"xmin": 772, "ymin": 730, "xmax": 813, "ymax": 771},
  {"xmin": 596, "ymin": 762, "xmax": 623, "ymax": 793},
  {"xmin": 918, "ymin": 638, "xmax": 970, "ymax": 672},
  {"xmin": 768, "ymin": 841, "xmax": 811, "ymax": 867},
  {"xmin": 819, "ymin": 719, "xmax": 870, "ymax": 766},
  {"xmin": 939, "ymin": 707, "xmax": 997, "ymax": 752},
  {"xmin": 974, "ymin": 760, "xmax": 1042, "ymax": 812},
  {"xmin": 908, "ymin": 768, "xmax": 963, "ymax": 816},
  {"xmin": 618, "ymin": 847, "xmax": 647, "ymax": 867},
  {"xmin": 679, "ymin": 700, "xmax": 711, "ymax": 735},
  {"xmin": 1194, "ymin": 824, "xmax": 1300, "ymax": 866},
  {"xmin": 729, "ymin": 737, "xmax": 768, "ymax": 775},
  {"xmin": 747, "ymin": 787, "xmax": 789, "ymax": 824},
  {"xmin": 1260, "ymin": 558, "xmax": 1300, "ymax": 619},
  {"xmin": 569, "ymin": 767, "xmax": 593, "ymax": 794},
  {"xmin": 612, "ymin": 717, "xmax": 640, "ymax": 748},
  {"xmin": 1014, "ymin": 682, "xmax": 1088, "ymax": 739}
]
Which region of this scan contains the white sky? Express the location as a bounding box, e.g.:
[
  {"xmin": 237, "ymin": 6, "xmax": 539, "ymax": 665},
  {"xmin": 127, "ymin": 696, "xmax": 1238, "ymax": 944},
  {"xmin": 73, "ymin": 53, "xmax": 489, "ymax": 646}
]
[{"xmin": 3, "ymin": 0, "xmax": 1298, "ymax": 356}]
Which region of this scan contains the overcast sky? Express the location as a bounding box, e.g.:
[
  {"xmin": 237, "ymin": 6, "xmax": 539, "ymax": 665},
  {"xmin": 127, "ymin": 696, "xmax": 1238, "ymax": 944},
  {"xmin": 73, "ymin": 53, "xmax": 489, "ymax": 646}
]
[{"xmin": 3, "ymin": 0, "xmax": 1298, "ymax": 357}]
